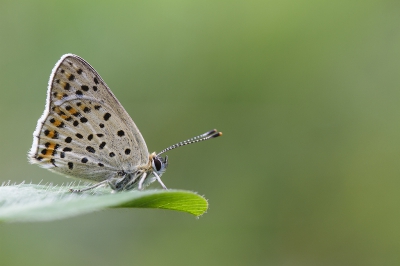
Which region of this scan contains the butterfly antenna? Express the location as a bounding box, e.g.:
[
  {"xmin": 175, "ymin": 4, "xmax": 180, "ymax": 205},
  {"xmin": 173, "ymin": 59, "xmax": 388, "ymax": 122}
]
[{"xmin": 157, "ymin": 129, "xmax": 222, "ymax": 156}]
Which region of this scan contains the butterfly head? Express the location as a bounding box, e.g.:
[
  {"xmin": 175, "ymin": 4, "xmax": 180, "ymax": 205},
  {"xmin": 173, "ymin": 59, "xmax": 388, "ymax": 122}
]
[{"xmin": 150, "ymin": 153, "xmax": 168, "ymax": 177}]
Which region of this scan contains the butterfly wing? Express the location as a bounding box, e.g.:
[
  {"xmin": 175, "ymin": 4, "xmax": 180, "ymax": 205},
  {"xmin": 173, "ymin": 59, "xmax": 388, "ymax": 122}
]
[{"xmin": 29, "ymin": 54, "xmax": 149, "ymax": 182}]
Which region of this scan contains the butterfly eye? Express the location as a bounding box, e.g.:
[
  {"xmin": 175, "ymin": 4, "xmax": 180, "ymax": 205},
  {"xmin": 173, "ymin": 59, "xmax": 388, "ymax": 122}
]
[{"xmin": 153, "ymin": 157, "xmax": 162, "ymax": 171}]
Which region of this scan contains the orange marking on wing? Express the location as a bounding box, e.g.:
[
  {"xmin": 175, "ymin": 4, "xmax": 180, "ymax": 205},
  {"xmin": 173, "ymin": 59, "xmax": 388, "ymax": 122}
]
[
  {"xmin": 52, "ymin": 93, "xmax": 59, "ymax": 100},
  {"xmin": 59, "ymin": 81, "xmax": 70, "ymax": 90},
  {"xmin": 42, "ymin": 149, "xmax": 53, "ymax": 158},
  {"xmin": 52, "ymin": 119, "xmax": 62, "ymax": 127},
  {"xmin": 47, "ymin": 130, "xmax": 55, "ymax": 138},
  {"xmin": 67, "ymin": 108, "xmax": 78, "ymax": 115},
  {"xmin": 42, "ymin": 150, "xmax": 53, "ymax": 158},
  {"xmin": 42, "ymin": 143, "xmax": 58, "ymax": 158},
  {"xmin": 48, "ymin": 143, "xmax": 56, "ymax": 150},
  {"xmin": 61, "ymin": 114, "xmax": 69, "ymax": 120}
]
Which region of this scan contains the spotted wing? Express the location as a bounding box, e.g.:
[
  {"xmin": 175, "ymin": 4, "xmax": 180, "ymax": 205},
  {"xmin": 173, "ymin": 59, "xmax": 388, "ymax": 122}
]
[{"xmin": 29, "ymin": 54, "xmax": 149, "ymax": 182}]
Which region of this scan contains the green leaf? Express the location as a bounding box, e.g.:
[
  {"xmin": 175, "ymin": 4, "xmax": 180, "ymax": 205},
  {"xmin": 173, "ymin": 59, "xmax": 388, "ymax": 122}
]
[{"xmin": 0, "ymin": 183, "xmax": 208, "ymax": 223}]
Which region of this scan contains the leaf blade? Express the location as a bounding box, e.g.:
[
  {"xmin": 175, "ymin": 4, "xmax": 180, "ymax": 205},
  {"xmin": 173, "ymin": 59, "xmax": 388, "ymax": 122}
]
[{"xmin": 0, "ymin": 184, "xmax": 208, "ymax": 223}]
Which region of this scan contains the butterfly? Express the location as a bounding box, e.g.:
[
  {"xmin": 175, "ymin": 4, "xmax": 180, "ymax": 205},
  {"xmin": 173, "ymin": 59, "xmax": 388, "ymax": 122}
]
[{"xmin": 28, "ymin": 54, "xmax": 221, "ymax": 192}]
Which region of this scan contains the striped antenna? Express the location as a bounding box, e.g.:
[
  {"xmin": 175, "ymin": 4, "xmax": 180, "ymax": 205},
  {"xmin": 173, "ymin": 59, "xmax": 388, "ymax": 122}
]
[{"xmin": 157, "ymin": 129, "xmax": 222, "ymax": 156}]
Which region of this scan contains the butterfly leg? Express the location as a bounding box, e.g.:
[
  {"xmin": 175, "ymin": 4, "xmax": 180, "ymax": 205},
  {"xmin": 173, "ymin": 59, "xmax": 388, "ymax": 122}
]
[
  {"xmin": 69, "ymin": 180, "xmax": 108, "ymax": 193},
  {"xmin": 108, "ymin": 174, "xmax": 132, "ymax": 191},
  {"xmin": 122, "ymin": 172, "xmax": 141, "ymax": 190},
  {"xmin": 137, "ymin": 172, "xmax": 147, "ymax": 190},
  {"xmin": 153, "ymin": 171, "xmax": 168, "ymax": 190}
]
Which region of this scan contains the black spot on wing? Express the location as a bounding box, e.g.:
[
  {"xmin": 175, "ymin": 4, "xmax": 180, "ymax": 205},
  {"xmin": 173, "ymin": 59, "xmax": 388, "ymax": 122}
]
[
  {"xmin": 103, "ymin": 113, "xmax": 111, "ymax": 121},
  {"xmin": 99, "ymin": 142, "xmax": 106, "ymax": 149},
  {"xmin": 86, "ymin": 146, "xmax": 95, "ymax": 153}
]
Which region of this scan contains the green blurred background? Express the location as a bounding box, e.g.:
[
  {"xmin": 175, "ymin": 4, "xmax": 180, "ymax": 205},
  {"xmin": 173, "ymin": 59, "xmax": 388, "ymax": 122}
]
[{"xmin": 1, "ymin": 0, "xmax": 399, "ymax": 265}]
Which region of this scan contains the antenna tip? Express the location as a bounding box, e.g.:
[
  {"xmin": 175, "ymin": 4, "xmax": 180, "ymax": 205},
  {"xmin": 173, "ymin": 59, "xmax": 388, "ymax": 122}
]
[{"xmin": 211, "ymin": 132, "xmax": 222, "ymax": 138}]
